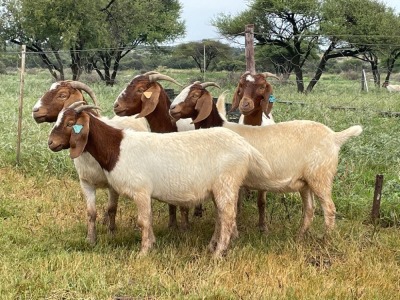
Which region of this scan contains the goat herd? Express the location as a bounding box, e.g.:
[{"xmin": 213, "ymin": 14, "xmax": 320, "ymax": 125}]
[{"xmin": 32, "ymin": 71, "xmax": 363, "ymax": 257}]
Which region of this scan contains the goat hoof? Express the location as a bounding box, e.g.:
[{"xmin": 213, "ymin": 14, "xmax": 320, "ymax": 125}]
[
  {"xmin": 86, "ymin": 237, "xmax": 97, "ymax": 246},
  {"xmin": 208, "ymin": 241, "xmax": 218, "ymax": 253},
  {"xmin": 258, "ymin": 224, "xmax": 268, "ymax": 233}
]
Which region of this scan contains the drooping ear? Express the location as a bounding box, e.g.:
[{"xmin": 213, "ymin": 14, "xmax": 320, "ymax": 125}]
[
  {"xmin": 229, "ymin": 83, "xmax": 241, "ymax": 112},
  {"xmin": 69, "ymin": 113, "xmax": 90, "ymax": 159},
  {"xmin": 192, "ymin": 93, "xmax": 213, "ymax": 124},
  {"xmin": 137, "ymin": 84, "xmax": 161, "ymax": 118},
  {"xmin": 261, "ymin": 84, "xmax": 274, "ymax": 117}
]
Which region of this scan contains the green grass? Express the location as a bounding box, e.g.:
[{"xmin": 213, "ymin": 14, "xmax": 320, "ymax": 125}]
[{"xmin": 1, "ymin": 68, "xmax": 400, "ymax": 299}]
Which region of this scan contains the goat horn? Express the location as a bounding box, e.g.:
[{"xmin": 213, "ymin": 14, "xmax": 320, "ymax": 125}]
[
  {"xmin": 148, "ymin": 73, "xmax": 183, "ymax": 87},
  {"xmin": 261, "ymin": 72, "xmax": 280, "ymax": 81},
  {"xmin": 67, "ymin": 101, "xmax": 86, "ymax": 110},
  {"xmin": 142, "ymin": 71, "xmax": 159, "ymax": 76},
  {"xmin": 69, "ymin": 81, "xmax": 100, "ymax": 106},
  {"xmin": 74, "ymin": 104, "xmax": 101, "ymax": 114},
  {"xmin": 200, "ymin": 82, "xmax": 221, "ymax": 89}
]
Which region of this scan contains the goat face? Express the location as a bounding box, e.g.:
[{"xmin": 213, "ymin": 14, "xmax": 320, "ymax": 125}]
[
  {"xmin": 48, "ymin": 107, "xmax": 90, "ymax": 159},
  {"xmin": 169, "ymin": 84, "xmax": 200, "ymax": 120},
  {"xmin": 113, "ymin": 76, "xmax": 164, "ymax": 118},
  {"xmin": 114, "ymin": 77, "xmax": 146, "ymax": 116},
  {"xmin": 170, "ymin": 83, "xmax": 213, "ymax": 124},
  {"xmin": 231, "ymin": 73, "xmax": 273, "ymax": 116},
  {"xmin": 33, "ymin": 81, "xmax": 96, "ymax": 123},
  {"xmin": 33, "ymin": 83, "xmax": 80, "ymax": 123}
]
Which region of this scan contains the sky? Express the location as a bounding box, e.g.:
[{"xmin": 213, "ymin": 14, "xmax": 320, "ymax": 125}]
[{"xmin": 177, "ymin": 0, "xmax": 400, "ymax": 44}]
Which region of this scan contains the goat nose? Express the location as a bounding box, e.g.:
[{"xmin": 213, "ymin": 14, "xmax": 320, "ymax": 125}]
[
  {"xmin": 113, "ymin": 102, "xmax": 119, "ymax": 109},
  {"xmin": 32, "ymin": 107, "xmax": 39, "ymax": 112},
  {"xmin": 48, "ymin": 140, "xmax": 53, "ymax": 146},
  {"xmin": 170, "ymin": 104, "xmax": 176, "ymax": 110}
]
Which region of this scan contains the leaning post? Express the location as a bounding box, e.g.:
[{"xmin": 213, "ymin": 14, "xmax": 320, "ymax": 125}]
[
  {"xmin": 16, "ymin": 44, "xmax": 26, "ymax": 165},
  {"xmin": 245, "ymin": 24, "xmax": 256, "ymax": 74}
]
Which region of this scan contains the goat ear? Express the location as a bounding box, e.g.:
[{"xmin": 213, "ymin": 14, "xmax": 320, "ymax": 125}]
[
  {"xmin": 230, "ymin": 83, "xmax": 240, "ymax": 112},
  {"xmin": 137, "ymin": 84, "xmax": 161, "ymax": 118},
  {"xmin": 193, "ymin": 93, "xmax": 213, "ymax": 124},
  {"xmin": 69, "ymin": 113, "xmax": 90, "ymax": 159},
  {"xmin": 261, "ymin": 99, "xmax": 273, "ymax": 117},
  {"xmin": 261, "ymin": 85, "xmax": 274, "ymax": 117}
]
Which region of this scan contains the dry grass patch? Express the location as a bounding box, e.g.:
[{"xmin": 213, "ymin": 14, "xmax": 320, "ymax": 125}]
[{"xmin": 1, "ymin": 167, "xmax": 400, "ymax": 299}]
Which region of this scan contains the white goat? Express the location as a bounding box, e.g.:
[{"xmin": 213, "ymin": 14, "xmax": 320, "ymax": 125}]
[
  {"xmin": 170, "ymin": 86, "xmax": 363, "ymax": 237},
  {"xmin": 48, "ymin": 103, "xmax": 283, "ymax": 257}
]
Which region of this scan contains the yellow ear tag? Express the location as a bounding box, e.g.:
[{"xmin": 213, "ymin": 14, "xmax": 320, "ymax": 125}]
[{"xmin": 143, "ymin": 91, "xmax": 152, "ymax": 99}]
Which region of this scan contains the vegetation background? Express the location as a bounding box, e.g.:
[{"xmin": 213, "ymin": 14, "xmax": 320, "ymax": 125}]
[
  {"xmin": 0, "ymin": 0, "xmax": 400, "ymax": 299},
  {"xmin": 0, "ymin": 61, "xmax": 399, "ymax": 299}
]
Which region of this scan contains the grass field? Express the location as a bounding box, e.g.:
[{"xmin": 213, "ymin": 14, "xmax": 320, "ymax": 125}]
[{"xmin": 0, "ymin": 68, "xmax": 400, "ymax": 299}]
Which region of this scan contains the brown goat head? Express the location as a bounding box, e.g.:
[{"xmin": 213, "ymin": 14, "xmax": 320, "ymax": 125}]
[
  {"xmin": 170, "ymin": 82, "xmax": 219, "ymax": 124},
  {"xmin": 32, "ymin": 81, "xmax": 98, "ymax": 123},
  {"xmin": 48, "ymin": 103, "xmax": 95, "ymax": 159},
  {"xmin": 113, "ymin": 71, "xmax": 182, "ymax": 118},
  {"xmin": 230, "ymin": 72, "xmax": 279, "ymax": 118}
]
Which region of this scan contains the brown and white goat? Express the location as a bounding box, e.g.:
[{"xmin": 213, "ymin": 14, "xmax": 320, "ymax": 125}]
[
  {"xmin": 113, "ymin": 71, "xmax": 194, "ymax": 229},
  {"xmin": 32, "ymin": 81, "xmax": 149, "ymax": 245},
  {"xmin": 170, "ymin": 83, "xmax": 363, "ymax": 237},
  {"xmin": 231, "ymin": 71, "xmax": 280, "ymax": 229},
  {"xmin": 48, "ymin": 103, "xmax": 283, "ymax": 257},
  {"xmin": 231, "ymin": 71, "xmax": 280, "ymax": 126}
]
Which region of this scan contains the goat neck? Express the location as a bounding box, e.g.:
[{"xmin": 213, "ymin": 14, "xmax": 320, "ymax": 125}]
[
  {"xmin": 146, "ymin": 97, "xmax": 178, "ymax": 133},
  {"xmin": 193, "ymin": 102, "xmax": 224, "ymax": 129},
  {"xmin": 84, "ymin": 114, "xmax": 123, "ymax": 172},
  {"xmin": 241, "ymin": 107, "xmax": 264, "ymax": 126}
]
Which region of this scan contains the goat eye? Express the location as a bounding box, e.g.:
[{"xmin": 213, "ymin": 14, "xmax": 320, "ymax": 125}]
[
  {"xmin": 67, "ymin": 121, "xmax": 74, "ymax": 127},
  {"xmin": 137, "ymin": 88, "xmax": 145, "ymax": 93}
]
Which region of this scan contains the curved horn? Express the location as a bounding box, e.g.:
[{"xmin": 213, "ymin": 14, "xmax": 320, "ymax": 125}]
[
  {"xmin": 68, "ymin": 81, "xmax": 99, "ymax": 106},
  {"xmin": 142, "ymin": 71, "xmax": 159, "ymax": 76},
  {"xmin": 147, "ymin": 73, "xmax": 183, "ymax": 87},
  {"xmin": 67, "ymin": 101, "xmax": 86, "ymax": 110},
  {"xmin": 74, "ymin": 105, "xmax": 101, "ymax": 114},
  {"xmin": 200, "ymin": 82, "xmax": 221, "ymax": 89},
  {"xmin": 261, "ymin": 72, "xmax": 280, "ymax": 81}
]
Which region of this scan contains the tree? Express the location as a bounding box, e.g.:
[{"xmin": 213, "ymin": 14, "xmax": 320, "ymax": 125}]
[
  {"xmin": 0, "ymin": 0, "xmax": 184, "ymax": 84},
  {"xmin": 90, "ymin": 0, "xmax": 185, "ymax": 85},
  {"xmin": 213, "ymin": 0, "xmax": 322, "ymax": 92},
  {"xmin": 174, "ymin": 40, "xmax": 232, "ymax": 73},
  {"xmin": 312, "ymin": 0, "xmax": 400, "ymax": 92},
  {"xmin": 213, "ymin": 0, "xmax": 400, "ymax": 93}
]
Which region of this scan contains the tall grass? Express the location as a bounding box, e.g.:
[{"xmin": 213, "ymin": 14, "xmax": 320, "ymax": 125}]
[{"xmin": 0, "ymin": 69, "xmax": 399, "ymax": 299}]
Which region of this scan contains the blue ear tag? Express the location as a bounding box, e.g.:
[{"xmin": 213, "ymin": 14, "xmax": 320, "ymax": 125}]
[
  {"xmin": 268, "ymin": 95, "xmax": 276, "ymax": 103},
  {"xmin": 73, "ymin": 124, "xmax": 83, "ymax": 134}
]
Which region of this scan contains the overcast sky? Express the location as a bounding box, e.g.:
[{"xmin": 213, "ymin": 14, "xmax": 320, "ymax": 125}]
[{"xmin": 177, "ymin": 0, "xmax": 400, "ymax": 43}]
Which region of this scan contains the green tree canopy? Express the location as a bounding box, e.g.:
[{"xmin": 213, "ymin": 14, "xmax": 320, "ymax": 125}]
[
  {"xmin": 174, "ymin": 40, "xmax": 232, "ymax": 73},
  {"xmin": 213, "ymin": 0, "xmax": 400, "ymax": 93},
  {"xmin": 0, "ymin": 0, "xmax": 185, "ymax": 84}
]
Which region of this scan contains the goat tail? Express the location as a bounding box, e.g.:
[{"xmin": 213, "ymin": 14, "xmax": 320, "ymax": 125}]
[
  {"xmin": 216, "ymin": 91, "xmax": 229, "ymax": 121},
  {"xmin": 334, "ymin": 125, "xmax": 363, "ymax": 146}
]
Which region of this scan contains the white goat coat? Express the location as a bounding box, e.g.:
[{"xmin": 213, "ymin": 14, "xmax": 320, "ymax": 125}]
[
  {"xmin": 73, "ymin": 116, "xmax": 149, "ymax": 196},
  {"xmin": 101, "ymin": 127, "xmax": 275, "ymax": 206},
  {"xmin": 223, "ymin": 120, "xmax": 362, "ymax": 192}
]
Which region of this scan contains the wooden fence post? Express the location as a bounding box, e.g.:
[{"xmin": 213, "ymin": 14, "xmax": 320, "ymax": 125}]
[
  {"xmin": 371, "ymin": 174, "xmax": 384, "ymax": 223},
  {"xmin": 16, "ymin": 44, "xmax": 26, "ymax": 165},
  {"xmin": 245, "ymin": 24, "xmax": 255, "ymax": 74}
]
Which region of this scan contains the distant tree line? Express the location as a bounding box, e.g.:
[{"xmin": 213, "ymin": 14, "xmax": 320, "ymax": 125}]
[{"xmin": 1, "ymin": 0, "xmax": 400, "ymax": 92}]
